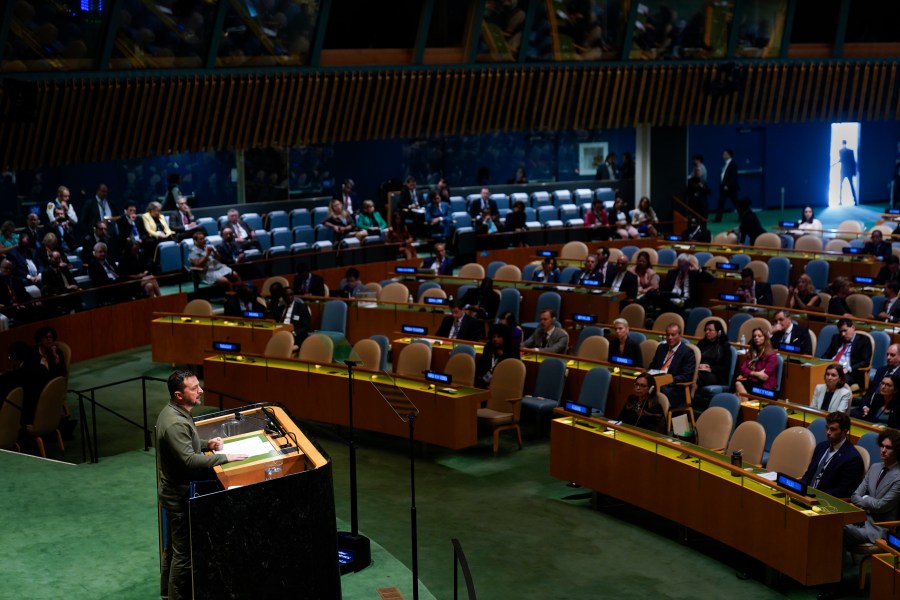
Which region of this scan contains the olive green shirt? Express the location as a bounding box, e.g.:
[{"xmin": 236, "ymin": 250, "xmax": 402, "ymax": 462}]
[{"xmin": 156, "ymin": 402, "xmax": 228, "ymax": 510}]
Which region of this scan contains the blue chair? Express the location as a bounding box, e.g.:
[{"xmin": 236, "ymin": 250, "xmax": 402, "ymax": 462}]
[
  {"xmin": 594, "ymin": 188, "xmax": 615, "ymax": 204},
  {"xmin": 728, "ymin": 313, "xmax": 753, "ymax": 343},
  {"xmin": 708, "ymin": 393, "xmax": 741, "ymax": 432},
  {"xmin": 537, "ymin": 206, "xmax": 558, "ymax": 224},
  {"xmin": 531, "ymin": 191, "xmax": 551, "ymax": 208},
  {"xmin": 449, "ymin": 344, "xmax": 476, "ymax": 360},
  {"xmin": 416, "ymin": 281, "xmax": 441, "ymax": 302},
  {"xmin": 521, "ymin": 357, "xmax": 567, "ymax": 436},
  {"xmin": 317, "ymin": 300, "xmax": 348, "ymax": 346},
  {"xmin": 560, "ymin": 266, "xmax": 580, "ymax": 284},
  {"xmin": 730, "ymin": 254, "xmax": 751, "ymax": 269},
  {"xmin": 293, "ymin": 226, "xmax": 315, "ymax": 246},
  {"xmin": 370, "ymin": 335, "xmax": 390, "ymax": 373},
  {"xmin": 524, "ymin": 207, "xmax": 537, "ymax": 222},
  {"xmin": 266, "ymin": 210, "xmax": 289, "ymax": 230},
  {"xmin": 558, "ymin": 204, "xmax": 579, "ymax": 222},
  {"xmin": 871, "ymin": 295, "xmax": 886, "ymax": 318},
  {"xmin": 551, "ymin": 190, "xmax": 572, "ymax": 206},
  {"xmin": 696, "ymin": 347, "xmax": 738, "ymax": 408},
  {"xmin": 290, "ymin": 209, "xmax": 311, "ymax": 229},
  {"xmin": 857, "ymin": 432, "xmax": 882, "ymax": 467},
  {"xmin": 156, "ymin": 241, "xmax": 182, "ymax": 274},
  {"xmin": 577, "ymin": 368, "xmax": 612, "ymax": 416},
  {"xmin": 657, "ymin": 248, "xmax": 677, "ymax": 266},
  {"xmin": 449, "ymin": 197, "xmax": 466, "ymax": 213},
  {"xmin": 779, "ymin": 234, "xmax": 794, "ymax": 249},
  {"xmin": 521, "ymin": 292, "xmax": 562, "ymax": 336},
  {"xmin": 496, "ymin": 287, "xmax": 521, "ymax": 323},
  {"xmin": 816, "ymin": 324, "xmax": 838, "ymax": 358},
  {"xmin": 805, "ymin": 259, "xmax": 830, "ymax": 292},
  {"xmin": 757, "ymin": 404, "xmax": 788, "ymax": 465},
  {"xmin": 808, "ymin": 418, "xmax": 827, "ymax": 445},
  {"xmin": 628, "ymin": 331, "xmax": 646, "ymax": 344},
  {"xmin": 620, "ymin": 245, "xmax": 639, "ymax": 260},
  {"xmin": 486, "ymin": 261, "xmax": 506, "ymax": 279},
  {"xmin": 271, "ymin": 227, "xmax": 292, "ymax": 248},
  {"xmin": 574, "ymin": 326, "xmax": 605, "ymax": 353},
  {"xmin": 767, "ymin": 257, "xmax": 791, "ymax": 287},
  {"xmin": 694, "ymin": 252, "xmax": 713, "ymax": 268},
  {"xmin": 197, "ymin": 217, "xmax": 218, "ymax": 236},
  {"xmin": 871, "ymin": 330, "xmax": 891, "ymax": 370},
  {"xmin": 242, "ymin": 213, "xmax": 263, "ymax": 231},
  {"xmin": 522, "ymin": 263, "xmax": 538, "ymax": 281},
  {"xmin": 685, "ymin": 307, "xmax": 712, "ymax": 337},
  {"xmin": 491, "ymin": 194, "xmax": 510, "ymax": 211},
  {"xmin": 312, "ymin": 206, "xmax": 330, "ymax": 227},
  {"xmin": 457, "ymin": 285, "xmax": 475, "ymax": 302},
  {"xmin": 452, "ymin": 212, "xmax": 472, "ymax": 228}
]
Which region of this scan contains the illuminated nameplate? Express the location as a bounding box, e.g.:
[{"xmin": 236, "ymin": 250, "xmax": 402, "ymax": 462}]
[
  {"xmin": 842, "ymin": 247, "xmax": 862, "ymax": 255},
  {"xmin": 424, "ymin": 370, "xmax": 452, "ymax": 384},
  {"xmin": 402, "ymin": 325, "xmax": 427, "ymax": 335},
  {"xmin": 610, "ymin": 355, "xmax": 634, "ymax": 366},
  {"xmin": 395, "ymin": 266, "xmax": 417, "ymax": 274},
  {"xmin": 537, "ymin": 250, "xmax": 558, "ymax": 257},
  {"xmin": 719, "ymin": 293, "xmax": 742, "ymax": 302},
  {"xmin": 243, "ymin": 311, "xmax": 265, "ymax": 319},
  {"xmin": 887, "ymin": 208, "xmax": 900, "ymax": 215},
  {"xmin": 776, "ymin": 472, "xmax": 807, "ymax": 496},
  {"xmin": 213, "ymin": 341, "xmax": 240, "ymax": 352},
  {"xmin": 853, "ymin": 276, "xmax": 874, "ymax": 284},
  {"xmin": 572, "ymin": 313, "xmax": 595, "ymax": 323},
  {"xmin": 581, "ymin": 279, "xmax": 600, "ymax": 287},
  {"xmin": 424, "ymin": 297, "xmax": 446, "ymax": 305},
  {"xmin": 666, "ymin": 235, "xmax": 680, "ymax": 241},
  {"xmin": 717, "ymin": 262, "xmax": 739, "ymax": 271},
  {"xmin": 564, "ymin": 401, "xmax": 591, "ymax": 416},
  {"xmin": 751, "ymin": 386, "xmax": 776, "ymax": 399},
  {"xmin": 887, "ymin": 532, "xmax": 900, "ymax": 552},
  {"xmin": 779, "ymin": 343, "xmax": 801, "ymax": 353},
  {"xmin": 779, "ymin": 220, "xmax": 797, "ymax": 228}
]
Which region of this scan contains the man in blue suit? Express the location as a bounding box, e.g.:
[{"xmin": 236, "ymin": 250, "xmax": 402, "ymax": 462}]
[{"xmin": 801, "ymin": 411, "xmax": 864, "ymax": 499}]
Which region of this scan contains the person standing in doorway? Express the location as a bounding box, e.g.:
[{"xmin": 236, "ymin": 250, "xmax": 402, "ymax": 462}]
[
  {"xmin": 714, "ymin": 149, "xmax": 739, "ymax": 223},
  {"xmin": 838, "ymin": 140, "xmax": 858, "ymax": 205}
]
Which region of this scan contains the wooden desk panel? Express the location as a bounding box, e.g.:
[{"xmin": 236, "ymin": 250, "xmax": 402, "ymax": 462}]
[
  {"xmin": 151, "ymin": 315, "xmax": 291, "ymax": 365},
  {"xmin": 550, "ymin": 417, "xmax": 863, "ymax": 586},
  {"xmin": 203, "ymin": 355, "xmax": 490, "ymax": 450},
  {"xmin": 870, "ymin": 553, "xmax": 900, "ymax": 600}
]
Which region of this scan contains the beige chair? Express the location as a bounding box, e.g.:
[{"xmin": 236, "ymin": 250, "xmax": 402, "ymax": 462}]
[
  {"xmin": 807, "ymin": 329, "xmax": 817, "ymax": 355},
  {"xmin": 379, "ymin": 282, "xmax": 411, "ymax": 303},
  {"xmin": 298, "ymin": 334, "xmax": 334, "ymax": 364},
  {"xmin": 737, "ymin": 317, "xmax": 773, "ymax": 345},
  {"xmin": 577, "ymin": 336, "xmax": 609, "ymax": 362},
  {"xmin": 713, "ymin": 231, "xmax": 738, "ymax": 245},
  {"xmin": 754, "ymin": 233, "xmax": 782, "ymax": 249},
  {"xmin": 183, "ymin": 299, "xmax": 214, "ymax": 316},
  {"xmin": 630, "ymin": 247, "xmax": 658, "ymax": 266},
  {"xmin": 261, "ymin": 276, "xmax": 289, "ymax": 297},
  {"xmin": 494, "ymin": 264, "xmax": 522, "ymax": 281},
  {"xmin": 856, "ymin": 445, "xmax": 870, "ymax": 474},
  {"xmin": 706, "ymin": 255, "xmax": 730, "ymax": 269},
  {"xmin": 694, "ymin": 316, "xmax": 727, "ymax": 338},
  {"xmin": 652, "ymin": 312, "xmax": 685, "ymax": 333},
  {"xmin": 771, "ymin": 284, "xmax": 789, "ymax": 308},
  {"xmin": 444, "ymin": 353, "xmax": 476, "ymax": 387},
  {"xmin": 395, "ymin": 343, "xmax": 432, "ymax": 378},
  {"xmin": 725, "ymin": 421, "xmax": 766, "ymax": 466},
  {"xmin": 26, "ymin": 376, "xmax": 68, "ymax": 458},
  {"xmin": 836, "ymin": 219, "xmax": 864, "ymax": 241},
  {"xmin": 846, "ymin": 293, "xmax": 874, "ymax": 320},
  {"xmin": 794, "ymin": 235, "xmax": 824, "ymax": 253},
  {"xmin": 0, "ymin": 387, "xmax": 23, "ymax": 452},
  {"xmin": 421, "ymin": 287, "xmax": 448, "ymax": 300},
  {"xmin": 352, "ymin": 339, "xmax": 382, "ymax": 372},
  {"xmin": 855, "ymin": 331, "xmax": 875, "ymax": 390},
  {"xmin": 666, "ymin": 343, "xmax": 701, "ymax": 435},
  {"xmin": 607, "ymin": 248, "xmax": 624, "ymax": 264},
  {"xmin": 870, "ymin": 224, "xmax": 894, "ymax": 238},
  {"xmin": 477, "ymin": 359, "xmax": 527, "ymax": 455},
  {"xmin": 695, "ymin": 406, "xmax": 733, "ymax": 451},
  {"xmin": 458, "ymin": 263, "xmax": 486, "ymax": 279},
  {"xmin": 824, "ymin": 238, "xmax": 849, "ymax": 253},
  {"xmin": 264, "ymin": 330, "xmax": 295, "ymax": 358},
  {"xmin": 619, "ymin": 303, "xmax": 645, "ymax": 328},
  {"xmin": 560, "ymin": 241, "xmax": 589, "ymax": 260},
  {"xmin": 364, "ymin": 281, "xmax": 383, "ymax": 294},
  {"xmin": 816, "ymin": 291, "xmax": 831, "ymax": 309},
  {"xmin": 765, "ymin": 426, "xmax": 816, "ymax": 478},
  {"xmin": 640, "ymin": 339, "xmax": 659, "ymax": 371},
  {"xmin": 746, "ymin": 260, "xmax": 768, "ymax": 283}
]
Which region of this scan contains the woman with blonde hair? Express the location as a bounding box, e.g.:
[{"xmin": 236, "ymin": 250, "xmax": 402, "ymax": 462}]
[
  {"xmin": 322, "ymin": 198, "xmax": 366, "ymax": 241},
  {"xmin": 788, "ymin": 273, "xmax": 821, "ymax": 311}
]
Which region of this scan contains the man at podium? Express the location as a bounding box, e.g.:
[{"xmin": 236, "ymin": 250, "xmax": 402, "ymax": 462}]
[{"xmin": 156, "ymin": 370, "xmax": 247, "ymax": 600}]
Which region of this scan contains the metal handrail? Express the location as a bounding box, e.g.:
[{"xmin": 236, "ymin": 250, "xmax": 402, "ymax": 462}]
[{"xmin": 451, "ymin": 538, "xmax": 477, "ymax": 600}]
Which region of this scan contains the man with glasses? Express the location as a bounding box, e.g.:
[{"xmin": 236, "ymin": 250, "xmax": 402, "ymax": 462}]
[
  {"xmin": 822, "ymin": 318, "xmax": 872, "ymax": 392},
  {"xmin": 769, "ymin": 310, "xmax": 813, "ymax": 356}
]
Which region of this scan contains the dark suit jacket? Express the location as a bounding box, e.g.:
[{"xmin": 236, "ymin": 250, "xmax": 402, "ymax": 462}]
[
  {"xmin": 436, "ymin": 313, "xmax": 483, "ymax": 341},
  {"xmin": 661, "ymin": 269, "xmax": 713, "ymax": 309},
  {"xmin": 81, "ymin": 233, "xmax": 111, "ymax": 264},
  {"xmin": 607, "ymin": 336, "xmax": 643, "ymax": 368},
  {"xmin": 334, "ymin": 190, "xmax": 360, "ymax": 213},
  {"xmin": 570, "ymin": 267, "xmax": 601, "ymax": 285},
  {"xmin": 7, "ymin": 248, "xmax": 38, "ymax": 281},
  {"xmin": 770, "ymin": 324, "xmax": 813, "ymax": 356},
  {"xmin": 468, "ymin": 197, "xmax": 499, "ymax": 218},
  {"xmin": 738, "ymin": 209, "xmax": 765, "ymax": 245},
  {"xmin": 215, "ymin": 240, "xmax": 244, "ymax": 266},
  {"xmin": 854, "ymin": 364, "xmax": 900, "ymax": 416},
  {"xmin": 609, "ymin": 269, "xmax": 639, "ymax": 300},
  {"xmin": 649, "ymin": 342, "xmax": 696, "ymax": 408},
  {"xmin": 741, "ymin": 281, "xmax": 773, "ymax": 306},
  {"xmin": 279, "ymin": 298, "xmax": 311, "ymax": 344},
  {"xmin": 80, "ymin": 197, "xmax": 116, "ymax": 236},
  {"xmin": 801, "ymin": 440, "xmax": 865, "ymax": 499},
  {"xmin": 720, "ymin": 160, "xmax": 739, "ymax": 196},
  {"xmin": 882, "ymin": 296, "xmax": 900, "ymax": 323},
  {"xmin": 823, "ymin": 333, "xmax": 873, "ymax": 388},
  {"xmin": 398, "ymin": 188, "xmax": 423, "ymax": 210},
  {"xmin": 682, "ymin": 225, "xmax": 712, "ymax": 243},
  {"xmin": 293, "ymin": 273, "xmax": 326, "ymax": 297},
  {"xmin": 863, "ymin": 240, "xmax": 892, "ymax": 259},
  {"xmin": 0, "ymin": 274, "xmax": 30, "ymax": 306},
  {"xmin": 421, "ymin": 256, "xmax": 453, "ymax": 276},
  {"xmin": 223, "ymin": 293, "xmax": 261, "ymax": 317}
]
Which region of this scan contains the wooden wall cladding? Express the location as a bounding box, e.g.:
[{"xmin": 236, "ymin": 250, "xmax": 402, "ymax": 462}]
[{"xmin": 0, "ymin": 61, "xmax": 897, "ymax": 170}]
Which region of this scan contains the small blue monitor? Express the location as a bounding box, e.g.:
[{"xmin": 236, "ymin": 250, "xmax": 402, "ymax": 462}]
[
  {"xmin": 213, "ymin": 341, "xmax": 240, "ymax": 352},
  {"xmin": 887, "ymin": 208, "xmax": 900, "ymax": 215},
  {"xmin": 751, "ymin": 386, "xmax": 776, "ymax": 399},
  {"xmin": 424, "ymin": 297, "xmax": 446, "ymax": 305},
  {"xmin": 887, "ymin": 532, "xmax": 900, "ymax": 552},
  {"xmin": 666, "ymin": 235, "xmax": 680, "ymax": 241},
  {"xmin": 717, "ymin": 262, "xmax": 739, "ymax": 271},
  {"xmin": 779, "ymin": 343, "xmax": 801, "ymax": 353},
  {"xmin": 402, "ymin": 325, "xmax": 427, "ymax": 335},
  {"xmin": 581, "ymin": 279, "xmax": 600, "ymax": 287},
  {"xmin": 842, "ymin": 247, "xmax": 862, "ymax": 255},
  {"xmin": 719, "ymin": 293, "xmax": 742, "ymax": 302},
  {"xmin": 243, "ymin": 311, "xmax": 265, "ymax": 319},
  {"xmin": 572, "ymin": 313, "xmax": 595, "ymax": 323},
  {"xmin": 779, "ymin": 220, "xmax": 798, "ymax": 228},
  {"xmin": 853, "ymin": 276, "xmax": 874, "ymax": 284},
  {"xmin": 610, "ymin": 355, "xmax": 634, "ymax": 366},
  {"xmin": 537, "ymin": 250, "xmax": 558, "ymax": 257},
  {"xmin": 776, "ymin": 472, "xmax": 807, "ymax": 495},
  {"xmin": 564, "ymin": 401, "xmax": 591, "ymax": 416},
  {"xmin": 424, "ymin": 370, "xmax": 452, "ymax": 384},
  {"xmin": 395, "ymin": 266, "xmax": 416, "ymax": 274}
]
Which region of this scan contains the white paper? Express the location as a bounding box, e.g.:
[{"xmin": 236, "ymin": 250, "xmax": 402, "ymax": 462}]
[
  {"xmin": 215, "ymin": 436, "xmax": 272, "ymax": 457},
  {"xmin": 759, "ymin": 471, "xmax": 778, "ymax": 481}
]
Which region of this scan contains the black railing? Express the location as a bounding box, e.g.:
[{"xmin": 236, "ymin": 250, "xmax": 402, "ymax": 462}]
[{"xmin": 451, "ymin": 538, "xmax": 477, "ymax": 600}]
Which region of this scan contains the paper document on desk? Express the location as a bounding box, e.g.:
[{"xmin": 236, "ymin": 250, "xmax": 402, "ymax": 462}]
[
  {"xmin": 759, "ymin": 471, "xmax": 778, "ymax": 481},
  {"xmin": 215, "ymin": 436, "xmax": 272, "ymax": 458}
]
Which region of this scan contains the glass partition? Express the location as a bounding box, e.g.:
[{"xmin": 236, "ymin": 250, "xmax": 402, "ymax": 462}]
[
  {"xmin": 216, "ymin": 0, "xmax": 322, "ymax": 67},
  {"xmin": 630, "ymin": 0, "xmax": 733, "ymax": 60},
  {"xmin": 735, "ymin": 0, "xmax": 788, "ymax": 59}
]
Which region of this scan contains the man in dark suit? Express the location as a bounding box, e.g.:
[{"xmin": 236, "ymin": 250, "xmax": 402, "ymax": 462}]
[
  {"xmin": 863, "ymin": 229, "xmax": 892, "ymax": 260},
  {"xmin": 852, "ymin": 343, "xmax": 900, "ymax": 419},
  {"xmin": 570, "ymin": 253, "xmax": 601, "ymax": 285},
  {"xmin": 23, "ymin": 213, "xmax": 45, "ymax": 249},
  {"xmin": 594, "ymin": 152, "xmax": 618, "ymax": 180},
  {"xmin": 769, "ymin": 310, "xmax": 813, "ymax": 355},
  {"xmin": 82, "ymin": 220, "xmax": 112, "ymax": 265},
  {"xmin": 421, "ymin": 242, "xmax": 453, "ymax": 276},
  {"xmin": 737, "ymin": 267, "xmax": 773, "ymax": 306},
  {"xmin": 223, "ymin": 282, "xmax": 260, "ymax": 317},
  {"xmin": 838, "ymin": 139, "xmax": 858, "ymax": 206},
  {"xmin": 875, "ymin": 255, "xmax": 900, "ymax": 285},
  {"xmin": 220, "ymin": 209, "xmax": 259, "ymax": 251},
  {"xmin": 276, "ymin": 287, "xmax": 311, "ymax": 345},
  {"xmin": 648, "ymin": 324, "xmax": 696, "ymax": 408},
  {"xmin": 334, "ymin": 178, "xmax": 360, "ymax": 214},
  {"xmin": 80, "ymin": 183, "xmax": 115, "ymax": 235},
  {"xmin": 436, "ymin": 301, "xmax": 483, "ymax": 341},
  {"xmin": 681, "ymin": 216, "xmax": 711, "ymax": 243},
  {"xmin": 659, "ymin": 254, "xmax": 714, "ymax": 313},
  {"xmin": 607, "ymin": 254, "xmax": 639, "ymax": 300},
  {"xmin": 877, "ymin": 281, "xmax": 900, "ymax": 323},
  {"xmin": 467, "ymin": 187, "xmax": 499, "ymax": 219},
  {"xmin": 169, "ymin": 196, "xmax": 200, "ymax": 240},
  {"xmin": 714, "ymin": 148, "xmax": 738, "ymax": 222},
  {"xmin": 397, "ymin": 176, "xmax": 425, "ymax": 235},
  {"xmin": 800, "ymin": 411, "xmax": 865, "ymax": 499},
  {"xmin": 823, "ymin": 318, "xmax": 873, "ymax": 391},
  {"xmin": 293, "ymin": 262, "xmax": 326, "ymax": 297}
]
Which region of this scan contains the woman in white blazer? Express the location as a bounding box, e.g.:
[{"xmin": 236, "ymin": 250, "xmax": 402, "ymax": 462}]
[{"xmin": 810, "ymin": 364, "xmax": 852, "ymax": 413}]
